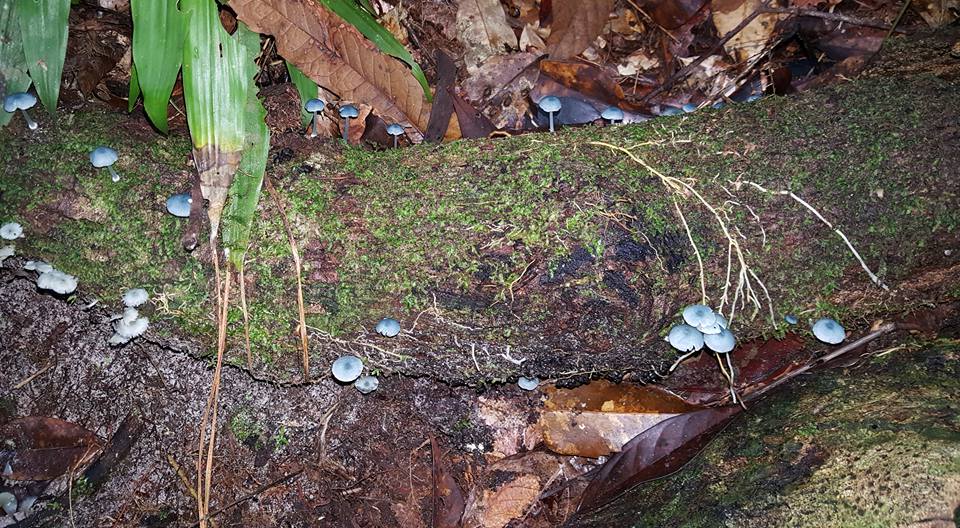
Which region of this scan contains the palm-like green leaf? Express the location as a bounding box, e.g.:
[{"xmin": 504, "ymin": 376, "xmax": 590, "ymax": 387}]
[
  {"xmin": 285, "ymin": 60, "xmax": 318, "ymax": 129},
  {"xmin": 0, "ymin": 0, "xmax": 31, "ymax": 128},
  {"xmin": 223, "ymin": 25, "xmax": 270, "ymax": 270},
  {"xmin": 181, "ymin": 0, "xmax": 257, "ymax": 238},
  {"xmin": 17, "ymin": 0, "xmax": 69, "ymax": 114},
  {"xmin": 130, "ymin": 0, "xmax": 184, "ymax": 133},
  {"xmin": 317, "ymin": 0, "xmax": 431, "ymax": 101}
]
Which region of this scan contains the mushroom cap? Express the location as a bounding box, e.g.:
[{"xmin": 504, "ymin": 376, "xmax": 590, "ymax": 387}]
[
  {"xmin": 24, "ymin": 260, "xmax": 52, "ymax": 273},
  {"xmin": 1, "ymin": 222, "xmax": 23, "ymax": 240},
  {"xmin": 112, "ymin": 309, "xmax": 149, "ymax": 343},
  {"xmin": 682, "ymin": 304, "xmax": 717, "ymax": 328},
  {"xmin": 354, "ymin": 375, "xmax": 379, "ymax": 394},
  {"xmin": 0, "ymin": 245, "xmax": 14, "ymax": 263},
  {"xmin": 517, "ymin": 376, "xmax": 539, "ymax": 391},
  {"xmin": 165, "ymin": 193, "xmax": 193, "ymax": 218},
  {"xmin": 784, "ymin": 314, "xmax": 799, "ymax": 325},
  {"xmin": 3, "ymin": 92, "xmax": 36, "ymax": 112},
  {"xmin": 0, "ymin": 491, "xmax": 16, "ymax": 515},
  {"xmin": 386, "ymin": 123, "xmax": 404, "ymax": 136},
  {"xmin": 681, "ymin": 103, "xmax": 697, "ymax": 113},
  {"xmin": 305, "ymin": 98, "xmax": 326, "ymax": 112},
  {"xmin": 331, "ymin": 355, "xmax": 363, "ymax": 382},
  {"xmin": 537, "ymin": 96, "xmax": 562, "ymax": 113},
  {"xmin": 600, "ymin": 106, "xmax": 624, "ymax": 121},
  {"xmin": 123, "ymin": 287, "xmax": 149, "ymax": 307},
  {"xmin": 375, "ymin": 317, "xmax": 401, "ymax": 337},
  {"xmin": 704, "ymin": 328, "xmax": 736, "ymax": 353},
  {"xmin": 37, "ymin": 269, "xmax": 78, "ymax": 295},
  {"xmin": 698, "ymin": 313, "xmax": 728, "ymax": 335},
  {"xmin": 19, "ymin": 495, "xmax": 37, "ymax": 514},
  {"xmin": 667, "ymin": 324, "xmax": 705, "ymax": 352},
  {"xmin": 812, "ymin": 318, "xmax": 846, "ymax": 344},
  {"xmin": 339, "ymin": 104, "xmax": 359, "ymax": 118},
  {"xmin": 90, "ymin": 146, "xmax": 118, "ymax": 168}
]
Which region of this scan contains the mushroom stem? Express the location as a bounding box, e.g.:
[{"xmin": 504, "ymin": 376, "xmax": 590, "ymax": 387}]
[
  {"xmin": 393, "ymin": 135, "xmax": 398, "ymax": 148},
  {"xmin": 548, "ymin": 112, "xmax": 555, "ymax": 133},
  {"xmin": 20, "ymin": 109, "xmax": 37, "ymax": 130},
  {"xmin": 342, "ymin": 119, "xmax": 349, "ymax": 141},
  {"xmin": 309, "ymin": 112, "xmax": 319, "ymax": 138},
  {"xmin": 108, "ymin": 166, "xmax": 120, "ymax": 182}
]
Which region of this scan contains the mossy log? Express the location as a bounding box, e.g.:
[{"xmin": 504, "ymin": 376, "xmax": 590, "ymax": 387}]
[{"xmin": 0, "ymin": 29, "xmax": 958, "ymax": 387}]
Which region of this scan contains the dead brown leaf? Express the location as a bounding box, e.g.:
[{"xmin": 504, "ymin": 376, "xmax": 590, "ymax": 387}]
[
  {"xmin": 0, "ymin": 416, "xmax": 102, "ymax": 481},
  {"xmin": 457, "ymin": 0, "xmax": 519, "ymax": 73},
  {"xmin": 231, "ymin": 0, "xmax": 452, "ymax": 141},
  {"xmin": 711, "ymin": 0, "xmax": 784, "ymax": 62},
  {"xmin": 539, "ymin": 60, "xmax": 631, "ymax": 108},
  {"xmin": 545, "ymin": 0, "xmax": 615, "ymax": 59}
]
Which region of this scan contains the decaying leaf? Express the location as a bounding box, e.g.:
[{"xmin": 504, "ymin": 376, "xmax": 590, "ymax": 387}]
[
  {"xmin": 711, "ymin": 0, "xmax": 783, "ymax": 63},
  {"xmin": 540, "ymin": 380, "xmax": 702, "ymax": 457},
  {"xmin": 540, "ymin": 60, "xmax": 630, "ymax": 108},
  {"xmin": 545, "ymin": 0, "xmax": 615, "ymax": 60},
  {"xmin": 577, "ymin": 406, "xmax": 742, "ymax": 513},
  {"xmin": 431, "ymin": 437, "xmax": 465, "ymax": 528},
  {"xmin": 462, "ymin": 451, "xmax": 566, "ymax": 528},
  {"xmin": 231, "ymin": 0, "xmax": 445, "ymax": 141},
  {"xmin": 0, "ymin": 416, "xmax": 102, "ymax": 481},
  {"xmin": 457, "ymin": 0, "xmax": 519, "ymax": 73},
  {"xmin": 636, "ymin": 0, "xmax": 709, "ymax": 29}
]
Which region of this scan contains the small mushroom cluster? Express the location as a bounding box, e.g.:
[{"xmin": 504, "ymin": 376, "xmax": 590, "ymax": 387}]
[
  {"xmin": 0, "ymin": 221, "xmax": 22, "ymax": 266},
  {"xmin": 20, "ymin": 252, "xmax": 79, "ymax": 296},
  {"xmin": 109, "ymin": 288, "xmax": 150, "ymax": 346},
  {"xmin": 0, "ymin": 489, "xmax": 36, "ymax": 518},
  {"xmin": 331, "ymin": 354, "xmax": 379, "ymax": 394},
  {"xmin": 667, "ymin": 304, "xmax": 739, "ymax": 401}
]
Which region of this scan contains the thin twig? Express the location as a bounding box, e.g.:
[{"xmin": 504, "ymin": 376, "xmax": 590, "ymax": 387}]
[
  {"xmin": 265, "ymin": 177, "xmax": 312, "ymax": 381},
  {"xmin": 759, "ymin": 6, "xmax": 905, "ymax": 31}
]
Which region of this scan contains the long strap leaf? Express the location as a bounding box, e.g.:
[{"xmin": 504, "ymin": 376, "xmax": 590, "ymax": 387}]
[
  {"xmin": 0, "ymin": 0, "xmax": 31, "ymax": 127},
  {"xmin": 17, "ymin": 0, "xmax": 69, "ymax": 114},
  {"xmin": 285, "ymin": 60, "xmax": 318, "ymax": 129},
  {"xmin": 130, "ymin": 0, "xmax": 184, "ymax": 133}
]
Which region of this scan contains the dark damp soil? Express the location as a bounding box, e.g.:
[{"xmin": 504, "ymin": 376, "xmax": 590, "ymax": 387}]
[{"xmin": 0, "ymin": 272, "xmax": 521, "ymax": 528}]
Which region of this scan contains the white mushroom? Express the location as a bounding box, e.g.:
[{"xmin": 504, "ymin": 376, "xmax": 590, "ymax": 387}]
[
  {"xmin": 0, "ymin": 222, "xmax": 23, "ymax": 240},
  {"xmin": 109, "ymin": 307, "xmax": 149, "ymax": 346},
  {"xmin": 0, "ymin": 245, "xmax": 13, "ymax": 264},
  {"xmin": 122, "ymin": 288, "xmax": 149, "ymax": 307},
  {"xmin": 24, "ymin": 260, "xmax": 53, "ymax": 273},
  {"xmin": 37, "ymin": 269, "xmax": 78, "ymax": 295}
]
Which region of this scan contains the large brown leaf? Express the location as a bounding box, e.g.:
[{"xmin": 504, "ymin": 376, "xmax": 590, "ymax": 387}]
[
  {"xmin": 545, "ymin": 0, "xmax": 615, "ymax": 60},
  {"xmin": 231, "ymin": 0, "xmax": 457, "ymax": 141},
  {"xmin": 577, "ymin": 406, "xmax": 742, "ymax": 513},
  {"xmin": 456, "ymin": 0, "xmax": 518, "ymax": 73},
  {"xmin": 0, "ymin": 416, "xmax": 102, "ymax": 481},
  {"xmin": 540, "ymin": 380, "xmax": 702, "ymax": 457}
]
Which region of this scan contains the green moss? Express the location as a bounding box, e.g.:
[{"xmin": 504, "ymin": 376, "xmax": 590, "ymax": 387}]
[{"xmin": 579, "ymin": 340, "xmax": 960, "ymax": 527}]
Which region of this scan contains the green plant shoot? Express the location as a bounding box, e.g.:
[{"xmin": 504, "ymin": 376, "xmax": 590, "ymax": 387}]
[
  {"xmin": 17, "ymin": 0, "xmax": 69, "ymax": 114},
  {"xmin": 130, "ymin": 0, "xmax": 184, "ymax": 133},
  {"xmin": 285, "ymin": 60, "xmax": 318, "ymax": 129}
]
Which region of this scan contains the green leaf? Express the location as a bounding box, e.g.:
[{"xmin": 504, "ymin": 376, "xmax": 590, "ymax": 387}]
[
  {"xmin": 130, "ymin": 0, "xmax": 184, "ymax": 133},
  {"xmin": 285, "ymin": 60, "xmax": 318, "ymax": 129},
  {"xmin": 17, "ymin": 0, "xmax": 69, "ymax": 115},
  {"xmin": 127, "ymin": 62, "xmax": 140, "ymax": 113},
  {"xmin": 223, "ymin": 24, "xmax": 269, "ymax": 270},
  {"xmin": 317, "ymin": 0, "xmax": 431, "ymax": 102},
  {"xmin": 0, "ymin": 0, "xmax": 32, "ymax": 128}
]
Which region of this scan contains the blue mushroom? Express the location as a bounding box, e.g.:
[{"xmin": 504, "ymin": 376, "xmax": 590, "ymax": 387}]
[
  {"xmin": 659, "ymin": 105, "xmax": 683, "ymax": 116},
  {"xmin": 517, "ymin": 376, "xmax": 539, "ymax": 391},
  {"xmin": 682, "ymin": 304, "xmax": 717, "ymax": 329},
  {"xmin": 386, "ymin": 123, "xmax": 404, "ymax": 148},
  {"xmin": 537, "ymin": 96, "xmax": 562, "ymax": 132},
  {"xmin": 600, "ymin": 106, "xmax": 624, "ymax": 125},
  {"xmin": 354, "ymin": 375, "xmax": 379, "ymax": 394},
  {"xmin": 304, "ymin": 98, "xmax": 326, "ymax": 138},
  {"xmin": 375, "ymin": 317, "xmax": 401, "ymax": 337},
  {"xmin": 812, "ymin": 318, "xmax": 846, "ymax": 344},
  {"xmin": 704, "ymin": 328, "xmax": 736, "ymax": 353},
  {"xmin": 784, "ymin": 314, "xmax": 799, "ymax": 325},
  {"xmin": 667, "ymin": 324, "xmax": 704, "ymax": 352},
  {"xmin": 166, "ymin": 193, "xmax": 192, "ymax": 218},
  {"xmin": 681, "ymin": 102, "xmax": 697, "ymax": 113},
  {"xmin": 3, "ymin": 92, "xmax": 38, "ymax": 130},
  {"xmin": 338, "ymin": 104, "xmax": 359, "ymax": 141},
  {"xmin": 331, "ymin": 355, "xmax": 363, "ymax": 382},
  {"xmin": 90, "ymin": 147, "xmax": 120, "ymax": 182}
]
